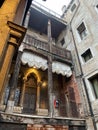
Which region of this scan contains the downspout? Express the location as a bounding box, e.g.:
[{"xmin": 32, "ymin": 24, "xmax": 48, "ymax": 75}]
[{"xmin": 69, "ymin": 0, "xmax": 97, "ymax": 130}]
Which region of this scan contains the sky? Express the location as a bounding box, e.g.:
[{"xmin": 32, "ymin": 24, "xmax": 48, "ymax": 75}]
[{"xmin": 33, "ymin": 0, "xmax": 71, "ymax": 15}]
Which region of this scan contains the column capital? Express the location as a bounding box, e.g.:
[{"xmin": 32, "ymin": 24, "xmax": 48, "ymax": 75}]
[
  {"xmin": 37, "ymin": 81, "xmax": 42, "ymax": 87},
  {"xmin": 19, "ymin": 43, "xmax": 24, "ymax": 52},
  {"xmin": 23, "ymin": 77, "xmax": 27, "ymax": 82}
]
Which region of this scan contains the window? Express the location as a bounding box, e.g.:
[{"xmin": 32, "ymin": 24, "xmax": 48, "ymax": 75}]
[
  {"xmin": 89, "ymin": 74, "xmax": 98, "ymax": 98},
  {"xmin": 71, "ymin": 4, "xmax": 76, "ymax": 12},
  {"xmin": 61, "ymin": 38, "xmax": 65, "ymax": 46},
  {"xmin": 96, "ymin": 5, "xmax": 98, "ymax": 9},
  {"xmin": 95, "ymin": 4, "xmax": 98, "ymax": 13},
  {"xmin": 77, "ymin": 22, "xmax": 87, "ymax": 40},
  {"xmin": 81, "ymin": 49, "xmax": 92, "ymax": 62}
]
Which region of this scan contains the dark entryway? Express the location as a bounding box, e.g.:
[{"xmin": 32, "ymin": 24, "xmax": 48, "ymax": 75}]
[
  {"xmin": 0, "ymin": 123, "xmax": 27, "ymax": 130},
  {"xmin": 69, "ymin": 126, "xmax": 86, "ymax": 130}
]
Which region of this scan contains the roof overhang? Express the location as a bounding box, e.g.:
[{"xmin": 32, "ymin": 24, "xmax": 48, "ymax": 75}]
[{"xmin": 28, "ymin": 4, "xmax": 67, "ymax": 40}]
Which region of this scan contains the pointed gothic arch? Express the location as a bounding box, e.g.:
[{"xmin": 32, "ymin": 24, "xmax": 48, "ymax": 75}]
[{"xmin": 23, "ymin": 72, "xmax": 38, "ymax": 114}]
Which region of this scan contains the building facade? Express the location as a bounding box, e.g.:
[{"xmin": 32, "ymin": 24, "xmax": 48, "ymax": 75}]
[
  {"xmin": 62, "ymin": 0, "xmax": 98, "ymax": 130},
  {"xmin": 0, "ymin": 0, "xmax": 32, "ymax": 102},
  {"xmin": 0, "ymin": 1, "xmax": 86, "ymax": 130}
]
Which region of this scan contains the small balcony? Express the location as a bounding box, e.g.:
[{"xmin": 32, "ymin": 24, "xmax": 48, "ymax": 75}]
[{"xmin": 24, "ymin": 34, "xmax": 72, "ymax": 65}]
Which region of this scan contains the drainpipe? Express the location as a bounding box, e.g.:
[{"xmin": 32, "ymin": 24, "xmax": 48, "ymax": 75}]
[{"xmin": 69, "ymin": 0, "xmax": 97, "ymax": 130}]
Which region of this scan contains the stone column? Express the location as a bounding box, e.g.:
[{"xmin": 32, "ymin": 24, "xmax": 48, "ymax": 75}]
[
  {"xmin": 0, "ymin": 74, "xmax": 11, "ymax": 105},
  {"xmin": 36, "ymin": 82, "xmax": 41, "ymax": 112},
  {"xmin": 19, "ymin": 78, "xmax": 26, "ymax": 107},
  {"xmin": 0, "ymin": 42, "xmax": 15, "ymax": 103},
  {"xmin": 0, "ymin": 0, "xmax": 21, "ymax": 64},
  {"xmin": 6, "ymin": 50, "xmax": 23, "ymax": 113}
]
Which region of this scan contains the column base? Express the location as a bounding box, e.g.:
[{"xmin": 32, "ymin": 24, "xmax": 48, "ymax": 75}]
[
  {"xmin": 13, "ymin": 106, "xmax": 23, "ymax": 113},
  {"xmin": 0, "ymin": 104, "xmax": 6, "ymax": 111},
  {"xmin": 0, "ymin": 104, "xmax": 23, "ymax": 114},
  {"xmin": 54, "ymin": 108, "xmax": 59, "ymax": 117},
  {"xmin": 37, "ymin": 108, "xmax": 48, "ymax": 116},
  {"xmin": 5, "ymin": 100, "xmax": 14, "ymax": 113}
]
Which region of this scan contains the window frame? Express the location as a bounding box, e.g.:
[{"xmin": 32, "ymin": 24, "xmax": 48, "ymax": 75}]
[
  {"xmin": 77, "ymin": 22, "xmax": 87, "ymax": 41},
  {"xmin": 71, "ymin": 3, "xmax": 76, "ymax": 12},
  {"xmin": 60, "ymin": 38, "xmax": 65, "ymax": 46},
  {"xmin": 81, "ymin": 48, "xmax": 93, "ymax": 63},
  {"xmin": 89, "ymin": 74, "xmax": 98, "ymax": 99}
]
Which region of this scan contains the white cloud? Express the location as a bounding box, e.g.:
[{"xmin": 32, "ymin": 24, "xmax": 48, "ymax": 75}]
[{"xmin": 33, "ymin": 0, "xmax": 71, "ymax": 15}]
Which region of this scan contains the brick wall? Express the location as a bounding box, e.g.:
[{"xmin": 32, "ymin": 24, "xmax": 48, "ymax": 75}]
[
  {"xmin": 27, "ymin": 124, "xmax": 68, "ymax": 130},
  {"xmin": 53, "ymin": 73, "xmax": 81, "ymax": 118},
  {"xmin": 63, "ymin": 73, "xmax": 81, "ymax": 118}
]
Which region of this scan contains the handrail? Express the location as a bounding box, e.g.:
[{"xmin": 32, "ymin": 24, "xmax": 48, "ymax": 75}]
[{"xmin": 24, "ymin": 34, "xmax": 72, "ymax": 62}]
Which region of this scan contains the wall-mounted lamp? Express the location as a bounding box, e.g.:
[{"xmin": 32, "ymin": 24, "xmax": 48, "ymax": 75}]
[{"xmin": 42, "ymin": 81, "xmax": 47, "ymax": 87}]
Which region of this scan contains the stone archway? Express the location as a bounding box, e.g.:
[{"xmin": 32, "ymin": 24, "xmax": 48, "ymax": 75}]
[{"xmin": 20, "ymin": 68, "xmax": 48, "ymax": 115}]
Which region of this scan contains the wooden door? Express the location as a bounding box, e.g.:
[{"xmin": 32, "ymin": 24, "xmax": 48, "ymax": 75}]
[
  {"xmin": 23, "ymin": 87, "xmax": 37, "ymax": 114},
  {"xmin": 23, "ymin": 73, "xmax": 37, "ymax": 114}
]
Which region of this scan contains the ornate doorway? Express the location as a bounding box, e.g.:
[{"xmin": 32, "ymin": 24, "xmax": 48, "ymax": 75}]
[{"xmin": 23, "ymin": 73, "xmax": 37, "ymax": 114}]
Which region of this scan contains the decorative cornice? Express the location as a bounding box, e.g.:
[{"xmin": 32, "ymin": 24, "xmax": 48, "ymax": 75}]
[{"xmin": 7, "ymin": 21, "xmax": 27, "ymax": 47}]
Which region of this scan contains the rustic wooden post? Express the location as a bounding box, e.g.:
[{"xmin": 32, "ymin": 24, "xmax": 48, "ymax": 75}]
[
  {"xmin": 6, "ymin": 49, "xmax": 23, "ymax": 113},
  {"xmin": 24, "ymin": 9, "xmax": 30, "ymax": 28},
  {"xmin": 47, "ymin": 19, "xmax": 53, "ymax": 117}
]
